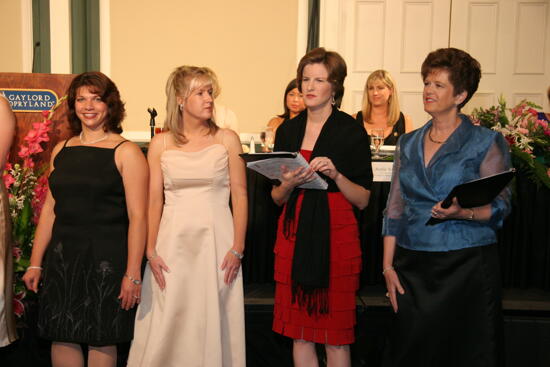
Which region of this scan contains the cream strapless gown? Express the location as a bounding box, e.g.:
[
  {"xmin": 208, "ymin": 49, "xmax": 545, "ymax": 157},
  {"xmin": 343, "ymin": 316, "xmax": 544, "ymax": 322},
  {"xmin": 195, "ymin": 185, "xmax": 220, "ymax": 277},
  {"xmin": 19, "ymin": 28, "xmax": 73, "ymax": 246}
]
[{"xmin": 128, "ymin": 144, "xmax": 245, "ymax": 367}]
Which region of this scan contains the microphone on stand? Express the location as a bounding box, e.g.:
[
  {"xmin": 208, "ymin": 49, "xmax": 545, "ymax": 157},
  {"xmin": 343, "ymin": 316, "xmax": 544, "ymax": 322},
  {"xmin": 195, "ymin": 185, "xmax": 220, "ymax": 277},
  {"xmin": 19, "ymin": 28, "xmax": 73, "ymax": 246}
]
[
  {"xmin": 148, "ymin": 108, "xmax": 158, "ymax": 138},
  {"xmin": 32, "ymin": 41, "xmax": 41, "ymax": 73}
]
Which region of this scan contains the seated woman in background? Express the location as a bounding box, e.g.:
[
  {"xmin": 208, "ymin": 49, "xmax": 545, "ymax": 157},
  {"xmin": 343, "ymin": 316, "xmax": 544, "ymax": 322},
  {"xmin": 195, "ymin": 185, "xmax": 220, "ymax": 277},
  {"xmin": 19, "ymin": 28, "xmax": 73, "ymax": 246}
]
[
  {"xmin": 267, "ymin": 78, "xmax": 305, "ymax": 132},
  {"xmin": 538, "ymin": 86, "xmax": 550, "ymax": 122},
  {"xmin": 355, "ymin": 70, "xmax": 413, "ymax": 144}
]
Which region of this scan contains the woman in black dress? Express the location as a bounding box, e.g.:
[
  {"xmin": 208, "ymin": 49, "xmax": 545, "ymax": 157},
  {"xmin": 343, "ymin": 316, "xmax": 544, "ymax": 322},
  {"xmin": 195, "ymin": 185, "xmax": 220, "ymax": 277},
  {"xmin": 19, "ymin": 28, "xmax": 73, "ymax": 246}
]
[
  {"xmin": 353, "ymin": 70, "xmax": 414, "ymax": 285},
  {"xmin": 23, "ymin": 72, "xmax": 148, "ymax": 367},
  {"xmin": 354, "ymin": 69, "xmax": 413, "ymax": 142}
]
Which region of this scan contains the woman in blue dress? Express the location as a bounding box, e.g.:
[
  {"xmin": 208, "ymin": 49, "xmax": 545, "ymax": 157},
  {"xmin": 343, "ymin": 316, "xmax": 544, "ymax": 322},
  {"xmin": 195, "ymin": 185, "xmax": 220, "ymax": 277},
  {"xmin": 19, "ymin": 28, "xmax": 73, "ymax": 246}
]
[{"xmin": 382, "ymin": 48, "xmax": 512, "ymax": 367}]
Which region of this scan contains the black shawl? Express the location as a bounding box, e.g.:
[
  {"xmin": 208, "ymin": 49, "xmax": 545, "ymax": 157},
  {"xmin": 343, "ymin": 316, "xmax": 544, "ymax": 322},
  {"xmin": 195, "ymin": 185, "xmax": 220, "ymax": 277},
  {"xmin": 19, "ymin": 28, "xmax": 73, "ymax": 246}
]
[{"xmin": 274, "ymin": 107, "xmax": 373, "ymax": 314}]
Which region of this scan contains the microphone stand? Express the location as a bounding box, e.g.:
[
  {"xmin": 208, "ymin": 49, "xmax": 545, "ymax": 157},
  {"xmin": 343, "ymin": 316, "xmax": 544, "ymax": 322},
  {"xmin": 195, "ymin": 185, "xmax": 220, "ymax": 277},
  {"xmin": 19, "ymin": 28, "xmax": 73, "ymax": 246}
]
[{"xmin": 148, "ymin": 107, "xmax": 157, "ymax": 138}]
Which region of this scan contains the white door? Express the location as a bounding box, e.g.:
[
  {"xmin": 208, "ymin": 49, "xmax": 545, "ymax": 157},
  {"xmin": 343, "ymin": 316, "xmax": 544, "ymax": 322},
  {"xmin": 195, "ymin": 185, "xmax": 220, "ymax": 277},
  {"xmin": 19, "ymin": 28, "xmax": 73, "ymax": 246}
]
[
  {"xmin": 320, "ymin": 0, "xmax": 550, "ymax": 127},
  {"xmin": 450, "ymin": 0, "xmax": 550, "ymax": 113},
  {"xmin": 320, "ymin": 0, "xmax": 452, "ymax": 129}
]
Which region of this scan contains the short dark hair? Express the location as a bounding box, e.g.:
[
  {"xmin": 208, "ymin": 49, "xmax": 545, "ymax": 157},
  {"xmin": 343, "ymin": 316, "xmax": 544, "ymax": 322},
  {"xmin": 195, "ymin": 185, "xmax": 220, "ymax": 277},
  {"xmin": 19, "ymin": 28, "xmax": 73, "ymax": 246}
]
[
  {"xmin": 67, "ymin": 71, "xmax": 125, "ymax": 134},
  {"xmin": 421, "ymin": 48, "xmax": 481, "ymax": 110},
  {"xmin": 297, "ymin": 47, "xmax": 347, "ymax": 105}
]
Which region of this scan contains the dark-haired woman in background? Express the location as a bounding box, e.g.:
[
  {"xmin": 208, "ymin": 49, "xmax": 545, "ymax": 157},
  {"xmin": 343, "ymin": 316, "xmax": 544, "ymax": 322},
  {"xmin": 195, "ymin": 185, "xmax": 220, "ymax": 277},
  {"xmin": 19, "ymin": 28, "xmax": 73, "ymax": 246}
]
[
  {"xmin": 267, "ymin": 78, "xmax": 305, "ymax": 133},
  {"xmin": 23, "ymin": 72, "xmax": 148, "ymax": 367},
  {"xmin": 272, "ymin": 47, "xmax": 372, "ymax": 367},
  {"xmin": 383, "ymin": 48, "xmax": 511, "ymax": 366}
]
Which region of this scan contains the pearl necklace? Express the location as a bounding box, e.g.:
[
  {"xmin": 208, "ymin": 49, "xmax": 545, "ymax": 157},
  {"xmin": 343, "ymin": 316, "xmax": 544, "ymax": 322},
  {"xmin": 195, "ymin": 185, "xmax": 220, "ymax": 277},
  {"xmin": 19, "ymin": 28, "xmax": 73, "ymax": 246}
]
[{"xmin": 80, "ymin": 131, "xmax": 109, "ymax": 145}]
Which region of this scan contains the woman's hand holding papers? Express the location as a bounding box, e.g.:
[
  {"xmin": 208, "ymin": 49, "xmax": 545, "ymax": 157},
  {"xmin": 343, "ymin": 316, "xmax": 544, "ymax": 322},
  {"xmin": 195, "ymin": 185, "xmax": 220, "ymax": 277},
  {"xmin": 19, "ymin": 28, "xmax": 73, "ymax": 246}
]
[
  {"xmin": 280, "ymin": 165, "xmax": 316, "ymax": 189},
  {"xmin": 310, "ymin": 156, "xmax": 339, "ymax": 180}
]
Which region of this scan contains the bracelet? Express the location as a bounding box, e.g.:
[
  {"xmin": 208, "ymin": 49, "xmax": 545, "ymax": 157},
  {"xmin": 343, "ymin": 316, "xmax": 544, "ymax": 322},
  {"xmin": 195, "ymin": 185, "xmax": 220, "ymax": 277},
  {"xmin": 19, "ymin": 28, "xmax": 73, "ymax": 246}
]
[
  {"xmin": 147, "ymin": 252, "xmax": 158, "ymax": 261},
  {"xmin": 465, "ymin": 208, "xmax": 474, "ymax": 220},
  {"xmin": 125, "ymin": 274, "xmax": 142, "ymax": 285},
  {"xmin": 382, "ymin": 266, "xmax": 394, "ymax": 275},
  {"xmin": 27, "ymin": 266, "xmax": 43, "ymax": 271},
  {"xmin": 230, "ymin": 249, "xmax": 244, "ymax": 260}
]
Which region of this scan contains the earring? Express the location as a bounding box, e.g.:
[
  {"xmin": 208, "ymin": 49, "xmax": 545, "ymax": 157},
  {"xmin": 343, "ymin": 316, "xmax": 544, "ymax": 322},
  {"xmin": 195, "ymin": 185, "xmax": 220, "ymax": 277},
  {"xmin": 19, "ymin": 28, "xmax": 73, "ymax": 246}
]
[
  {"xmin": 179, "ymin": 104, "xmax": 184, "ymax": 111},
  {"xmin": 331, "ymin": 95, "xmax": 336, "ymax": 106}
]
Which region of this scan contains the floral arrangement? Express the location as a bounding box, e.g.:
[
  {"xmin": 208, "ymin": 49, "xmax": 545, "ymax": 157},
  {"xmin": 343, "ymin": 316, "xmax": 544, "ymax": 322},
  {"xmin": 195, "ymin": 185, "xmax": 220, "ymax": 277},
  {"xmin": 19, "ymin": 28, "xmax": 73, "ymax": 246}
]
[
  {"xmin": 471, "ymin": 96, "xmax": 550, "ymax": 189},
  {"xmin": 3, "ymin": 96, "xmax": 66, "ymax": 318}
]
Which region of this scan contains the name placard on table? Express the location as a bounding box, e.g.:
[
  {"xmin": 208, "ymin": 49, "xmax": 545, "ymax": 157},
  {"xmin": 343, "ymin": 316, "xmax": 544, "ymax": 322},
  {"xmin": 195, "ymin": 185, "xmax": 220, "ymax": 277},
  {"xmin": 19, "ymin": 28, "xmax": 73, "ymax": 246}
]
[{"xmin": 372, "ymin": 161, "xmax": 393, "ymax": 182}]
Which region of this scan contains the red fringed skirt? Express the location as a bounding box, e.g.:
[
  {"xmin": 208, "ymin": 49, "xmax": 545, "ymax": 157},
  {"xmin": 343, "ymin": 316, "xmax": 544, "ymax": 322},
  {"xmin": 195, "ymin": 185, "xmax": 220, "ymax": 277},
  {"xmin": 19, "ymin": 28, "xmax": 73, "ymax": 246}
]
[{"xmin": 272, "ymin": 188, "xmax": 362, "ymax": 345}]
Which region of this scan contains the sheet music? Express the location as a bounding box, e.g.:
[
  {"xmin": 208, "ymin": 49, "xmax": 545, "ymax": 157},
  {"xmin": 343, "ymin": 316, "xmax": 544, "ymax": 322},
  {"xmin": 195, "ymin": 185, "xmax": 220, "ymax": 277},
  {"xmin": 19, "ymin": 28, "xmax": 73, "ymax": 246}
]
[{"xmin": 246, "ymin": 152, "xmax": 328, "ymax": 190}]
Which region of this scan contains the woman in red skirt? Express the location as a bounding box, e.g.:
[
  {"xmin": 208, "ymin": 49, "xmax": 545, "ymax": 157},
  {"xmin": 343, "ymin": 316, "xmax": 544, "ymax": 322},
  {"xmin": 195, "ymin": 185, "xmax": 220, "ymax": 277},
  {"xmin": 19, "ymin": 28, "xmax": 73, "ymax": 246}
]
[{"xmin": 271, "ymin": 47, "xmax": 373, "ymax": 367}]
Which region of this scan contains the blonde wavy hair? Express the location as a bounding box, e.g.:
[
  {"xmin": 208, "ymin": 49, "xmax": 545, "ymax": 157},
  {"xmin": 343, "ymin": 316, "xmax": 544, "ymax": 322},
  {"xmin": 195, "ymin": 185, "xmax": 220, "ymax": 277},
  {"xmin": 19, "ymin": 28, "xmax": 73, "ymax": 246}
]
[
  {"xmin": 361, "ymin": 70, "xmax": 401, "ymax": 127},
  {"xmin": 164, "ymin": 65, "xmax": 220, "ymax": 145}
]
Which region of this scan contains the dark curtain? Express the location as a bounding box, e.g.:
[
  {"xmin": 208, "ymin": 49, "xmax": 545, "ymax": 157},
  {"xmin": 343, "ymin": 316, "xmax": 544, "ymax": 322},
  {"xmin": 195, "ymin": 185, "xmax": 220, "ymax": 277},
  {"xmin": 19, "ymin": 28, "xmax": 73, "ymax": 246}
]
[{"xmin": 307, "ymin": 0, "xmax": 320, "ymax": 52}]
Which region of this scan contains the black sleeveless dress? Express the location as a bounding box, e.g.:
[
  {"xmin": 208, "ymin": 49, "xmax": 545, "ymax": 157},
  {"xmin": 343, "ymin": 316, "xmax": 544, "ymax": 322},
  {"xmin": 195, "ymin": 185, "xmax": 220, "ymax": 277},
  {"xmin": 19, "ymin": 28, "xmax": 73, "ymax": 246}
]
[
  {"xmin": 355, "ymin": 111, "xmax": 406, "ymax": 145},
  {"xmin": 355, "ymin": 111, "xmax": 407, "ymax": 285},
  {"xmin": 38, "ymin": 141, "xmax": 135, "ymax": 346}
]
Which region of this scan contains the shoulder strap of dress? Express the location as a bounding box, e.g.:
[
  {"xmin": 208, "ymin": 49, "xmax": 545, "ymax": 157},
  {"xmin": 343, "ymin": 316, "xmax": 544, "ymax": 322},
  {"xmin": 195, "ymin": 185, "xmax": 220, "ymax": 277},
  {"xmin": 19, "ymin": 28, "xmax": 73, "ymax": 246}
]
[
  {"xmin": 62, "ymin": 138, "xmax": 71, "ymax": 148},
  {"xmin": 395, "ymin": 112, "xmax": 406, "ymax": 134},
  {"xmin": 113, "ymin": 140, "xmax": 129, "ymax": 150}
]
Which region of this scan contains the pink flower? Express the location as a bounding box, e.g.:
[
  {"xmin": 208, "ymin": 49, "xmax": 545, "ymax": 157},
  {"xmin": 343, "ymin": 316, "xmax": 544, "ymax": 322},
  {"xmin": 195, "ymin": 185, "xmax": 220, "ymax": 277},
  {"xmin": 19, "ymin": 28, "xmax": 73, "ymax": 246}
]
[
  {"xmin": 12, "ymin": 246, "xmax": 22, "ymax": 261},
  {"xmin": 18, "ymin": 146, "xmax": 30, "ymax": 158},
  {"xmin": 517, "ymin": 127, "xmax": 529, "ymax": 135},
  {"xmin": 528, "ymin": 108, "xmax": 538, "ymax": 117},
  {"xmin": 23, "ymin": 157, "xmax": 35, "ymax": 169},
  {"xmin": 3, "ymin": 173, "xmax": 15, "ymax": 189},
  {"xmin": 536, "ymin": 119, "xmax": 548, "ymax": 130},
  {"xmin": 13, "ymin": 291, "xmax": 25, "ymax": 318},
  {"xmin": 32, "ymin": 175, "xmax": 49, "ymax": 224},
  {"xmin": 41, "ymin": 110, "xmax": 50, "ymax": 118}
]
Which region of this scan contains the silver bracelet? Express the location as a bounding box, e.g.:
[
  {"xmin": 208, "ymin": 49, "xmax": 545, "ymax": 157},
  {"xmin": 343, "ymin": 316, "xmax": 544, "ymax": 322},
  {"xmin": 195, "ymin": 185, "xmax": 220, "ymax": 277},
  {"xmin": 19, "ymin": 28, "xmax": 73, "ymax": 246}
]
[
  {"xmin": 125, "ymin": 274, "xmax": 142, "ymax": 285},
  {"xmin": 382, "ymin": 266, "xmax": 394, "ymax": 275},
  {"xmin": 27, "ymin": 266, "xmax": 43, "ymax": 271},
  {"xmin": 230, "ymin": 249, "xmax": 244, "ymax": 260}
]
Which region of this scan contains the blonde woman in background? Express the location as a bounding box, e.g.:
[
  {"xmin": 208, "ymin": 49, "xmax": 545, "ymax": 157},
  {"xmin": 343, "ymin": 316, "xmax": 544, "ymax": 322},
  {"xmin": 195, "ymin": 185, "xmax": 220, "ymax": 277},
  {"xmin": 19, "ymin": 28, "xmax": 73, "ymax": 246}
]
[
  {"xmin": 0, "ymin": 94, "xmax": 17, "ymax": 347},
  {"xmin": 267, "ymin": 78, "xmax": 305, "ymax": 133},
  {"xmin": 355, "ymin": 70, "xmax": 413, "ymax": 144},
  {"xmin": 128, "ymin": 66, "xmax": 247, "ymax": 367}
]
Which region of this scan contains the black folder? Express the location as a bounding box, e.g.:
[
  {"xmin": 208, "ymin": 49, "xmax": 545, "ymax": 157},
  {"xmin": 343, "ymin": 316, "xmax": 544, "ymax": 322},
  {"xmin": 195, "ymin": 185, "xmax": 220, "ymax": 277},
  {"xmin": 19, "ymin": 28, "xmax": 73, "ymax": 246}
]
[
  {"xmin": 239, "ymin": 152, "xmax": 297, "ymax": 162},
  {"xmin": 426, "ymin": 169, "xmax": 515, "ymax": 225}
]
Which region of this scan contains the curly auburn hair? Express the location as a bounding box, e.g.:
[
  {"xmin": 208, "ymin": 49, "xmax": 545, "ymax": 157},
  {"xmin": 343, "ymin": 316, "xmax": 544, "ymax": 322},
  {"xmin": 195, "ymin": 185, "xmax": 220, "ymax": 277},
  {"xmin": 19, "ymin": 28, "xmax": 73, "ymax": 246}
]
[
  {"xmin": 421, "ymin": 48, "xmax": 481, "ymax": 111},
  {"xmin": 297, "ymin": 47, "xmax": 347, "ymax": 106},
  {"xmin": 66, "ymin": 71, "xmax": 126, "ymax": 134}
]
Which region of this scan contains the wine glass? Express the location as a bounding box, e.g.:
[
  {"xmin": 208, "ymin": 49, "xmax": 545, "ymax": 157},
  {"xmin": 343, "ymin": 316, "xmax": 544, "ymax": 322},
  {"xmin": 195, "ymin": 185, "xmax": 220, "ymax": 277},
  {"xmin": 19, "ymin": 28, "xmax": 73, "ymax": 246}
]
[
  {"xmin": 370, "ymin": 128, "xmax": 385, "ymax": 159},
  {"xmin": 264, "ymin": 127, "xmax": 275, "ymax": 152}
]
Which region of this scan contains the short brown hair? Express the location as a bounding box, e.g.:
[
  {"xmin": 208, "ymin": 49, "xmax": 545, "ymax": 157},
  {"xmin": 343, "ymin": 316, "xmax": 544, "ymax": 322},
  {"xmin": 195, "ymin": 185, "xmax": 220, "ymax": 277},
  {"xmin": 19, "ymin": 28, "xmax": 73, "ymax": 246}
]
[
  {"xmin": 67, "ymin": 71, "xmax": 125, "ymax": 134},
  {"xmin": 297, "ymin": 47, "xmax": 347, "ymax": 105},
  {"xmin": 421, "ymin": 48, "xmax": 481, "ymax": 110}
]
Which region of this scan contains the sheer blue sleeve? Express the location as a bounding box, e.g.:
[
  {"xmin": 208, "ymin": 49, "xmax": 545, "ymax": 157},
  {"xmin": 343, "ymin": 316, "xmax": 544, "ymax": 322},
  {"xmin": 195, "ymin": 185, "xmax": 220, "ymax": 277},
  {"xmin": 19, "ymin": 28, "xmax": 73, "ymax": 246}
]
[
  {"xmin": 480, "ymin": 133, "xmax": 512, "ymax": 229},
  {"xmin": 382, "ymin": 141, "xmax": 405, "ymax": 236}
]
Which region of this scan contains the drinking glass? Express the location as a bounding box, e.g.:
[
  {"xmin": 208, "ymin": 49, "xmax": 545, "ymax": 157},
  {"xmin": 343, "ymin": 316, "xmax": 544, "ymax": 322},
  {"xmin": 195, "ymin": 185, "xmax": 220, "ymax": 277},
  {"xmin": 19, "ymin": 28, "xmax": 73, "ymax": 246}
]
[
  {"xmin": 370, "ymin": 128, "xmax": 385, "ymax": 159},
  {"xmin": 264, "ymin": 127, "xmax": 275, "ymax": 152}
]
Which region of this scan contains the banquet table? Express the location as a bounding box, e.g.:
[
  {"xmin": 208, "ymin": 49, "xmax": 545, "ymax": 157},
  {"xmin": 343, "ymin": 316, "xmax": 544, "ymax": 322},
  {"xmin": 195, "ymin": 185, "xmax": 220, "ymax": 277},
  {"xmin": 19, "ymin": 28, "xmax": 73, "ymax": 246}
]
[{"xmin": 242, "ymin": 163, "xmax": 550, "ymax": 290}]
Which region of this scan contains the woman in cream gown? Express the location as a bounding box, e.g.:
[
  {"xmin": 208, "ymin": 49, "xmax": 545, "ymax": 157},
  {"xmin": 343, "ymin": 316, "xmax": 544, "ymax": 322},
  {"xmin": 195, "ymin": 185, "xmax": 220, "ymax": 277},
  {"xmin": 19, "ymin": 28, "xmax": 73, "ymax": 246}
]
[
  {"xmin": 128, "ymin": 66, "xmax": 247, "ymax": 367},
  {"xmin": 0, "ymin": 94, "xmax": 17, "ymax": 347}
]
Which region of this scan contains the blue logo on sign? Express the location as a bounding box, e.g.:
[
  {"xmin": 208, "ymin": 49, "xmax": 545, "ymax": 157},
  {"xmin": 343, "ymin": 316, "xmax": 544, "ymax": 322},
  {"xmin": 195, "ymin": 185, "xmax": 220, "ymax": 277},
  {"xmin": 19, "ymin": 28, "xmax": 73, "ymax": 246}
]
[{"xmin": 1, "ymin": 89, "xmax": 59, "ymax": 112}]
